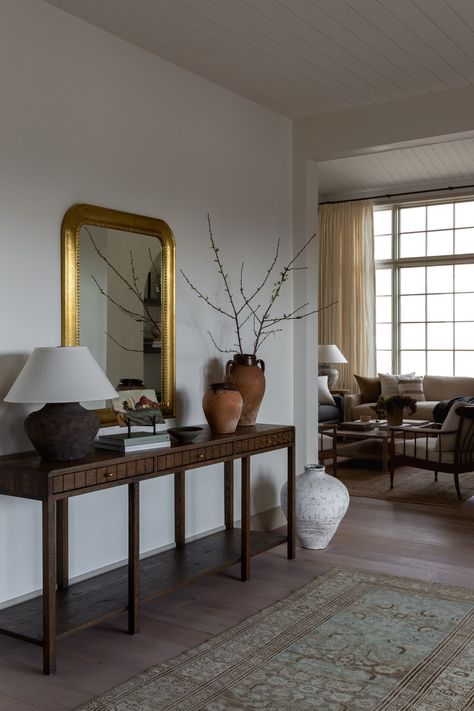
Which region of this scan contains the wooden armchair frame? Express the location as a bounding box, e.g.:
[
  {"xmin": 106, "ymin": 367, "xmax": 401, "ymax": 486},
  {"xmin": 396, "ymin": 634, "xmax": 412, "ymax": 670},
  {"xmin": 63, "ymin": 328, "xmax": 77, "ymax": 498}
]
[{"xmin": 389, "ymin": 405, "xmax": 474, "ymax": 500}]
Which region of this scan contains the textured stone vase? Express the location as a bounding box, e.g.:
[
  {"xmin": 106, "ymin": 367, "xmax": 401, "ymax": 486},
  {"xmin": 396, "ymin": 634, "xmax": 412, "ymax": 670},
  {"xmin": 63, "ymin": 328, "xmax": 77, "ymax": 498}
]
[
  {"xmin": 280, "ymin": 464, "xmax": 349, "ymax": 549},
  {"xmin": 225, "ymin": 354, "xmax": 265, "ymax": 426},
  {"xmin": 202, "ymin": 382, "xmax": 243, "ymax": 434}
]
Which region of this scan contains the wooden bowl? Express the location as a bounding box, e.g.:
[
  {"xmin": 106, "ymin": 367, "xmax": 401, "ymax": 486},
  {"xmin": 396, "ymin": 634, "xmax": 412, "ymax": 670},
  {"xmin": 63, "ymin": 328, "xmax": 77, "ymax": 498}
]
[{"xmin": 168, "ymin": 426, "xmax": 203, "ymax": 443}]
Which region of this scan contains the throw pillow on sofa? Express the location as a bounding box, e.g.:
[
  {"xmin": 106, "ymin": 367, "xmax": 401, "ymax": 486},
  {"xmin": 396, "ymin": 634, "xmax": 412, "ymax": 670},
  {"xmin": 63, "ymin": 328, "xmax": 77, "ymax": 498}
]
[
  {"xmin": 318, "ymin": 375, "xmax": 336, "ymax": 406},
  {"xmin": 398, "ymin": 377, "xmax": 425, "ymax": 402},
  {"xmin": 378, "ymin": 372, "xmax": 416, "ymax": 397},
  {"xmin": 354, "ymin": 374, "xmax": 381, "ymax": 404}
]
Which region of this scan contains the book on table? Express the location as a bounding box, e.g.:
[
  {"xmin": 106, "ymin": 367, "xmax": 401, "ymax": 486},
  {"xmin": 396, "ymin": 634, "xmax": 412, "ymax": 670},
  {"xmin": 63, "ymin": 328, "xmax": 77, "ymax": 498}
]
[
  {"xmin": 338, "ymin": 421, "xmax": 376, "ymax": 431},
  {"xmin": 95, "ymin": 430, "xmax": 171, "ymax": 451},
  {"xmin": 95, "ymin": 440, "xmax": 170, "ymax": 452}
]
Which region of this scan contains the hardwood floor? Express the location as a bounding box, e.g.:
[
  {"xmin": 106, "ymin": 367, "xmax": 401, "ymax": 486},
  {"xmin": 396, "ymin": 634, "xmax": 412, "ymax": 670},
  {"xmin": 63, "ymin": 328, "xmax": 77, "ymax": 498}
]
[{"xmin": 0, "ymin": 496, "xmax": 472, "ymax": 711}]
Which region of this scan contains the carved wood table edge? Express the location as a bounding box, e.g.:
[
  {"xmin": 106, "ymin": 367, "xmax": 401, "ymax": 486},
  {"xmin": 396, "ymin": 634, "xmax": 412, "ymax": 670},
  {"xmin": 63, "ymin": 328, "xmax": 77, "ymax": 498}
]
[{"xmin": 0, "ymin": 423, "xmax": 295, "ymax": 674}]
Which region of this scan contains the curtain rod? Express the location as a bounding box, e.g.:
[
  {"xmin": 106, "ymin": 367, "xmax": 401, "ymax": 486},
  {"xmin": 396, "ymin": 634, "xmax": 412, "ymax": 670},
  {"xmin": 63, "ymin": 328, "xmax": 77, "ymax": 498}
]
[{"xmin": 319, "ymin": 182, "xmax": 474, "ymax": 205}]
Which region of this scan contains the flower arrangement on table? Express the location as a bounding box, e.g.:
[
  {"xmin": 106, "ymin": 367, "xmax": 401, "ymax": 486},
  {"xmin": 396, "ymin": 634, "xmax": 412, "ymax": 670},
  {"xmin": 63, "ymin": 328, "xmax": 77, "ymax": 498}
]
[{"xmin": 371, "ymin": 394, "xmax": 417, "ymax": 420}]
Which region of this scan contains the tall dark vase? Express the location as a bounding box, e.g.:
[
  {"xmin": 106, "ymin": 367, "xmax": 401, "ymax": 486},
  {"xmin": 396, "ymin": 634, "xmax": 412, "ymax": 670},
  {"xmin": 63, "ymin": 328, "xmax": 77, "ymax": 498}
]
[{"xmin": 225, "ymin": 354, "xmax": 265, "ymax": 426}]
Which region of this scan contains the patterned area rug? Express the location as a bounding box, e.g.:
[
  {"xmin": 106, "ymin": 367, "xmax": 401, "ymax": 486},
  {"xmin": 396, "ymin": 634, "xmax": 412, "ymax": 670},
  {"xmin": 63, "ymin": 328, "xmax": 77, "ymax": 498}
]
[
  {"xmin": 77, "ymin": 568, "xmax": 474, "ymax": 710},
  {"xmin": 334, "ymin": 461, "xmax": 474, "ymax": 507}
]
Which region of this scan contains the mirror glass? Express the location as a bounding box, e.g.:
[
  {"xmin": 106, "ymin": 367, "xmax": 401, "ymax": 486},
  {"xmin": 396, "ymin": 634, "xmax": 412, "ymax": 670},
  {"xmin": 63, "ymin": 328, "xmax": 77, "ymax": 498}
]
[{"xmin": 62, "ymin": 204, "xmax": 175, "ymax": 421}]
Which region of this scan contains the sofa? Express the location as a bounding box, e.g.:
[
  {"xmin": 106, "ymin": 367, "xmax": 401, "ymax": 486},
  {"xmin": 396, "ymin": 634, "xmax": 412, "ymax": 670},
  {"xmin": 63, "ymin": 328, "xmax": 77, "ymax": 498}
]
[
  {"xmin": 318, "ymin": 375, "xmax": 344, "ymax": 424},
  {"xmin": 345, "ymin": 375, "xmax": 474, "ymax": 422},
  {"xmin": 319, "ymin": 394, "xmax": 344, "ymax": 424}
]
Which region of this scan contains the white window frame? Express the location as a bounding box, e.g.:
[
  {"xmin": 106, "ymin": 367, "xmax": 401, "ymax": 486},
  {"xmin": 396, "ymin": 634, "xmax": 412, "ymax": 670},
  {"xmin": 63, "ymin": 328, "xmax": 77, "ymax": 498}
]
[{"xmin": 374, "ymin": 197, "xmax": 474, "ymax": 375}]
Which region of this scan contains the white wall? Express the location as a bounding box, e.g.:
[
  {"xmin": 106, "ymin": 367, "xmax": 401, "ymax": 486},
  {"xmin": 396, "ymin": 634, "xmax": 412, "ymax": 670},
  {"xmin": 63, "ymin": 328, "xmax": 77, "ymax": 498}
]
[{"xmin": 0, "ymin": 0, "xmax": 293, "ymax": 604}]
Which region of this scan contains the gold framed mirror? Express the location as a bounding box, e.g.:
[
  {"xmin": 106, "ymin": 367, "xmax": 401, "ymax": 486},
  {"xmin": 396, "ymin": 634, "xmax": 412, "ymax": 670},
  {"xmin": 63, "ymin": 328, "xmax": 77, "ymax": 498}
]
[{"xmin": 62, "ymin": 203, "xmax": 176, "ymax": 422}]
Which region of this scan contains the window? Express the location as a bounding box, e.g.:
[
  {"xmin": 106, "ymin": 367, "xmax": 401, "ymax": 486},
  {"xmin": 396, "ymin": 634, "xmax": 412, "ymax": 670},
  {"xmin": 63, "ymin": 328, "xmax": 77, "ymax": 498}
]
[{"xmin": 374, "ymin": 199, "xmax": 474, "ymax": 376}]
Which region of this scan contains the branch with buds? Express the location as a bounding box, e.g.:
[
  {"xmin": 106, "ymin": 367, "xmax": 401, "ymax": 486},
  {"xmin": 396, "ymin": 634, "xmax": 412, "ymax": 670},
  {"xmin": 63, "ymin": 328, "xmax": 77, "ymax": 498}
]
[
  {"xmin": 181, "ymin": 215, "xmax": 336, "ymax": 355},
  {"xmin": 85, "ymin": 226, "xmax": 161, "ymax": 352}
]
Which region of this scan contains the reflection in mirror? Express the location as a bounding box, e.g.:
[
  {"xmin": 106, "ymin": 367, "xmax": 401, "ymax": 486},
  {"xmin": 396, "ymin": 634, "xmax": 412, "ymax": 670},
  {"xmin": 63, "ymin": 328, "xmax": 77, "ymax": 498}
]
[
  {"xmin": 80, "ymin": 225, "xmax": 162, "ymax": 408},
  {"xmin": 62, "ymin": 204, "xmax": 175, "ymax": 421}
]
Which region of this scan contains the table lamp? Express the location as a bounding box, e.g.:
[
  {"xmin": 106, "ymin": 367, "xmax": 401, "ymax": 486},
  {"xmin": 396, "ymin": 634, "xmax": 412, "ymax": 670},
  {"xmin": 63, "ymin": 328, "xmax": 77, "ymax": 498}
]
[
  {"xmin": 318, "ymin": 344, "xmax": 347, "ymax": 390},
  {"xmin": 5, "ymin": 346, "xmax": 117, "ymax": 461}
]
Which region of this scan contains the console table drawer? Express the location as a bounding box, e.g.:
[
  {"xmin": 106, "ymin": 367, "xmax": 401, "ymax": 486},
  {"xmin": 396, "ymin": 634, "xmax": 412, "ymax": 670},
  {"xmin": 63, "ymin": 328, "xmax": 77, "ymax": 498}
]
[
  {"xmin": 235, "ymin": 430, "xmax": 294, "ymax": 454},
  {"xmin": 156, "ymin": 442, "xmax": 234, "ymax": 471},
  {"xmin": 52, "ymin": 458, "xmax": 156, "ymax": 493}
]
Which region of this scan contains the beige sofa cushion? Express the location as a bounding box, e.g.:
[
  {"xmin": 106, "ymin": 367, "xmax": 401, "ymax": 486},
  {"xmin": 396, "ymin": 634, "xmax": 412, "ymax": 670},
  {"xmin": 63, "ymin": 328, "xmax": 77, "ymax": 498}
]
[
  {"xmin": 423, "ymin": 375, "xmax": 474, "ymax": 400},
  {"xmin": 351, "ymin": 401, "xmax": 437, "ymax": 421}
]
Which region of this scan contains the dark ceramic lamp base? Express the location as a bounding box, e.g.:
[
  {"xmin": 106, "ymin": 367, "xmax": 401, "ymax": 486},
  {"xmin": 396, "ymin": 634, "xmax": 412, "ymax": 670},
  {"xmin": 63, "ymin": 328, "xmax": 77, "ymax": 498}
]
[{"xmin": 25, "ymin": 402, "xmax": 100, "ymax": 461}]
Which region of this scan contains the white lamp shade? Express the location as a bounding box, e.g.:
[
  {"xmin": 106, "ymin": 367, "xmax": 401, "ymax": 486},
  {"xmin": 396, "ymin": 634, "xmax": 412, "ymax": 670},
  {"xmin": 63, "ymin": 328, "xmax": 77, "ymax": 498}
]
[
  {"xmin": 318, "ymin": 344, "xmax": 347, "ymax": 364},
  {"xmin": 4, "ymin": 346, "xmax": 118, "ymax": 404}
]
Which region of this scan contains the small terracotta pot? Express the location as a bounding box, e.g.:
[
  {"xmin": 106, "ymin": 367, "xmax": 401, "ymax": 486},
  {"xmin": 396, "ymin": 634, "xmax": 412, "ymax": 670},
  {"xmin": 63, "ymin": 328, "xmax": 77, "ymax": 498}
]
[
  {"xmin": 387, "ymin": 409, "xmax": 403, "ymax": 427},
  {"xmin": 202, "ymin": 382, "xmax": 243, "ymax": 434},
  {"xmin": 225, "ymin": 354, "xmax": 265, "ymax": 426}
]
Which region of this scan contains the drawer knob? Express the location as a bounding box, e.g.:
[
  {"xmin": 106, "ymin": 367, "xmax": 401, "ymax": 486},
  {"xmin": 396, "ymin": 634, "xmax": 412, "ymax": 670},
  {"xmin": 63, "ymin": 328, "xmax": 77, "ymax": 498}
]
[
  {"xmin": 106, "ymin": 472, "xmax": 114, "ymax": 478},
  {"xmin": 199, "ymin": 453, "xmax": 205, "ymax": 460}
]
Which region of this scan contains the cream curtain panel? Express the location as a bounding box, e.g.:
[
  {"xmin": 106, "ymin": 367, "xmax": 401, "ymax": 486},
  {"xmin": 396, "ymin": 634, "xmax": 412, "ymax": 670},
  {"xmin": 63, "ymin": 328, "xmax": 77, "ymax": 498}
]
[{"xmin": 318, "ymin": 200, "xmax": 376, "ymax": 390}]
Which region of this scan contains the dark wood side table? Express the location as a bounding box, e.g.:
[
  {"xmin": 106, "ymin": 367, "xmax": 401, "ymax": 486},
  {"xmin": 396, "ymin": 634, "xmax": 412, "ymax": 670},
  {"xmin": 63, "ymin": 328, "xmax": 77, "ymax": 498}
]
[{"xmin": 0, "ymin": 423, "xmax": 295, "ymax": 674}]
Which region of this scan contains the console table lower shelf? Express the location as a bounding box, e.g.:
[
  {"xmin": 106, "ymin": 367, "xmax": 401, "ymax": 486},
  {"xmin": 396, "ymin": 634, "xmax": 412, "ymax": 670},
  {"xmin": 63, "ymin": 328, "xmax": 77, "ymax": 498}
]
[
  {"xmin": 0, "ymin": 423, "xmax": 295, "ymax": 674},
  {"xmin": 0, "ymin": 529, "xmax": 287, "ymax": 643}
]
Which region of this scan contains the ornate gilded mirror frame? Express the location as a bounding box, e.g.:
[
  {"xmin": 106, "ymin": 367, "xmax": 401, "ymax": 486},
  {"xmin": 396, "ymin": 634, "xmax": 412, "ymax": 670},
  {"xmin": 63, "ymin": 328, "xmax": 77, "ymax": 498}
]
[{"xmin": 61, "ymin": 203, "xmax": 176, "ymax": 422}]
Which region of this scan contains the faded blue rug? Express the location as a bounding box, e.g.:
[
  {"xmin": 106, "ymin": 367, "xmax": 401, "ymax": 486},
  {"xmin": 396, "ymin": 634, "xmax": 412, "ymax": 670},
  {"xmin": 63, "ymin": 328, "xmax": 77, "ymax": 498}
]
[{"xmin": 78, "ymin": 567, "xmax": 474, "ymax": 710}]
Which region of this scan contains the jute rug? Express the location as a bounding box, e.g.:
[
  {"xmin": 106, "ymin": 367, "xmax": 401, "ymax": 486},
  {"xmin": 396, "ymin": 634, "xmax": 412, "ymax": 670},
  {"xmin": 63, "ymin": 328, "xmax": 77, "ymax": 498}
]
[
  {"xmin": 333, "ymin": 461, "xmax": 474, "ymax": 507},
  {"xmin": 77, "ymin": 567, "xmax": 474, "ymax": 710}
]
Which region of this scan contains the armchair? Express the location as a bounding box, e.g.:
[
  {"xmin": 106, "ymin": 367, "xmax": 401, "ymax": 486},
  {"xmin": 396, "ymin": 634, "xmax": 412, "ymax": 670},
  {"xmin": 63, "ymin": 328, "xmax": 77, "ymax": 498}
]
[{"xmin": 389, "ymin": 405, "xmax": 474, "ymax": 500}]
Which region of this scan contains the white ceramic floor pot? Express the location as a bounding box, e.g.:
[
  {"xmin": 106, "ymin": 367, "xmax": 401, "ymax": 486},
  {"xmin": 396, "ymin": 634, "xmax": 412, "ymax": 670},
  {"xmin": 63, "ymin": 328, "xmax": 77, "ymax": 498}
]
[{"xmin": 281, "ymin": 463, "xmax": 349, "ymax": 550}]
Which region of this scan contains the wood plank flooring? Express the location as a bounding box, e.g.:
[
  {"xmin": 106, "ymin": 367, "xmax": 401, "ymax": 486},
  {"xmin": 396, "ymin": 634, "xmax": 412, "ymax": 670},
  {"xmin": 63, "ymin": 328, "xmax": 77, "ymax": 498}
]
[{"xmin": 0, "ymin": 496, "xmax": 472, "ymax": 711}]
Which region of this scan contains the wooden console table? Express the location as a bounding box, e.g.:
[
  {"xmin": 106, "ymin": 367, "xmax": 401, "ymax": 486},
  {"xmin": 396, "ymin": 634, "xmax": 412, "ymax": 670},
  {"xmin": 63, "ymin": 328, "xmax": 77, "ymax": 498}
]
[{"xmin": 0, "ymin": 423, "xmax": 295, "ymax": 674}]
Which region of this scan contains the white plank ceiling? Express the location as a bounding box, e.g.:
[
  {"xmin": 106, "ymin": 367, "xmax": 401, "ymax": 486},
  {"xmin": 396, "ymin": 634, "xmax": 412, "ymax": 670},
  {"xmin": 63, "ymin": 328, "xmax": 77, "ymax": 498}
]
[
  {"xmin": 44, "ymin": 0, "xmax": 474, "ymax": 118},
  {"xmin": 318, "ymin": 137, "xmax": 474, "ymax": 201}
]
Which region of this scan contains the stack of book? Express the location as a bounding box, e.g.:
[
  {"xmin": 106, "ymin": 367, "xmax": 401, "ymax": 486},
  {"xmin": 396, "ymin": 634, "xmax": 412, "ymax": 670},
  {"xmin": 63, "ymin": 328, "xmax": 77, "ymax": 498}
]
[
  {"xmin": 338, "ymin": 421, "xmax": 375, "ymax": 431},
  {"xmin": 95, "ymin": 430, "xmax": 171, "ymax": 452}
]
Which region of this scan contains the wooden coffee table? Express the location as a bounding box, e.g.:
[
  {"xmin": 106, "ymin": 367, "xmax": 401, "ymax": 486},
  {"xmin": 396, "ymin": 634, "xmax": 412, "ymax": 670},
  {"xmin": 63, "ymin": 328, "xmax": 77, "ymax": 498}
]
[{"xmin": 333, "ymin": 420, "xmax": 430, "ymax": 472}]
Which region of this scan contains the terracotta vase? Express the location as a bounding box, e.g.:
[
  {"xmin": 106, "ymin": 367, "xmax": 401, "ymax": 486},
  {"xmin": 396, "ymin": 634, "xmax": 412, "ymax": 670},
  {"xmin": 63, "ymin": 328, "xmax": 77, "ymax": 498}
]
[
  {"xmin": 225, "ymin": 354, "xmax": 266, "ymax": 426},
  {"xmin": 202, "ymin": 382, "xmax": 243, "ymax": 434},
  {"xmin": 387, "ymin": 408, "xmax": 403, "ymax": 427}
]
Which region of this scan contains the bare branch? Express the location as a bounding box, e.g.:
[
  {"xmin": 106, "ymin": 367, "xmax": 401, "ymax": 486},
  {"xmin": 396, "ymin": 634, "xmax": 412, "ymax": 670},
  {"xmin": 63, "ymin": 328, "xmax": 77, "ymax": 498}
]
[
  {"xmin": 207, "ymin": 330, "xmax": 235, "ymax": 353},
  {"xmin": 91, "ymin": 276, "xmax": 146, "ymax": 322},
  {"xmin": 180, "ymin": 269, "xmax": 234, "ymax": 318},
  {"xmin": 86, "ymin": 227, "xmax": 161, "ymax": 340},
  {"xmin": 106, "ymin": 332, "xmax": 143, "ymax": 353},
  {"xmin": 206, "ymin": 214, "xmax": 243, "ymax": 352},
  {"xmin": 240, "ymin": 239, "xmax": 280, "ymax": 307},
  {"xmin": 262, "ymin": 299, "xmax": 337, "ymax": 328},
  {"xmin": 182, "ymin": 220, "xmax": 331, "ymax": 355}
]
